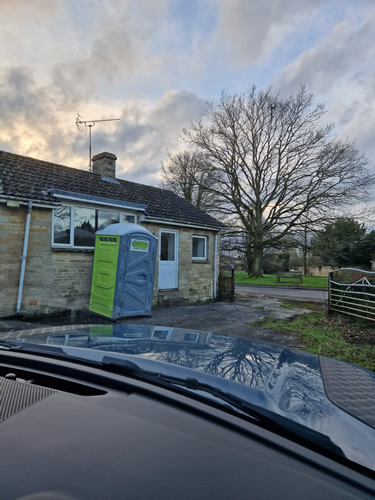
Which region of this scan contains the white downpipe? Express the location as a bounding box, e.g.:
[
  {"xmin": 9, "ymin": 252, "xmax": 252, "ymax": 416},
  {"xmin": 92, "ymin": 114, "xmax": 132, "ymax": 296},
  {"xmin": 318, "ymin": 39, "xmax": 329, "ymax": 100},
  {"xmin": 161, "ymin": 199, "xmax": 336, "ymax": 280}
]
[
  {"xmin": 16, "ymin": 200, "xmax": 32, "ymax": 314},
  {"xmin": 214, "ymin": 233, "xmax": 218, "ymax": 299}
]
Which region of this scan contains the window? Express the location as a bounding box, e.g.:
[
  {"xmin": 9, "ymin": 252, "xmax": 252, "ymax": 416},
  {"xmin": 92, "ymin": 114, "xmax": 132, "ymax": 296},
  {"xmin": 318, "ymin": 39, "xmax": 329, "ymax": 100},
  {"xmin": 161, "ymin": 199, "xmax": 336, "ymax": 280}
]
[
  {"xmin": 151, "ymin": 327, "xmax": 173, "ymax": 341},
  {"xmin": 53, "ymin": 206, "xmax": 71, "ymax": 245},
  {"xmin": 74, "ymin": 207, "xmax": 96, "ymax": 246},
  {"xmin": 192, "ymin": 236, "xmax": 207, "ymax": 260},
  {"xmin": 98, "ymin": 209, "xmax": 121, "ymax": 230},
  {"xmin": 160, "ymin": 232, "xmax": 175, "ymax": 261},
  {"xmin": 53, "ymin": 206, "xmax": 135, "ymax": 248},
  {"xmin": 184, "ymin": 332, "xmax": 200, "ymax": 343},
  {"xmin": 122, "ymin": 214, "xmax": 136, "ymax": 224}
]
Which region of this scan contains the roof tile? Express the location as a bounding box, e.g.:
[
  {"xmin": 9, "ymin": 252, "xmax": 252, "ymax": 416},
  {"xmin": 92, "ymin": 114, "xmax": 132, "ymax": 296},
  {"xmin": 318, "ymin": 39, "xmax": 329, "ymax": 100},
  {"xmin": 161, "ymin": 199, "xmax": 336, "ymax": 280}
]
[{"xmin": 0, "ymin": 150, "xmax": 223, "ymax": 228}]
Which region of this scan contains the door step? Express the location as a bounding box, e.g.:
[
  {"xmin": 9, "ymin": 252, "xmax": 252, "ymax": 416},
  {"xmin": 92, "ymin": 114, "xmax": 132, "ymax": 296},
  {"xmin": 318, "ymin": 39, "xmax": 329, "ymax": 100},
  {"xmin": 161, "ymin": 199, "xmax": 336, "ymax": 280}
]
[{"xmin": 158, "ymin": 296, "xmax": 190, "ymax": 307}]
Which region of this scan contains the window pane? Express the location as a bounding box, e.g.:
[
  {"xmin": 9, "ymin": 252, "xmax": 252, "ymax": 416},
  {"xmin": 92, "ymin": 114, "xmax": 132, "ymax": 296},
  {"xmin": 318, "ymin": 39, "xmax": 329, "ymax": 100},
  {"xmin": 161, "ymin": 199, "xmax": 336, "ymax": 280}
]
[
  {"xmin": 53, "ymin": 206, "xmax": 71, "ymax": 244},
  {"xmin": 97, "ymin": 210, "xmax": 119, "ymax": 230},
  {"xmin": 193, "ymin": 237, "xmax": 206, "ymax": 258},
  {"xmin": 160, "ymin": 233, "xmax": 175, "ymax": 261},
  {"xmin": 184, "ymin": 332, "xmax": 199, "ymax": 343},
  {"xmin": 153, "ymin": 329, "xmax": 169, "ymax": 340},
  {"xmin": 74, "ymin": 207, "xmax": 96, "ymax": 247},
  {"xmin": 124, "ymin": 214, "xmax": 136, "ymax": 223}
]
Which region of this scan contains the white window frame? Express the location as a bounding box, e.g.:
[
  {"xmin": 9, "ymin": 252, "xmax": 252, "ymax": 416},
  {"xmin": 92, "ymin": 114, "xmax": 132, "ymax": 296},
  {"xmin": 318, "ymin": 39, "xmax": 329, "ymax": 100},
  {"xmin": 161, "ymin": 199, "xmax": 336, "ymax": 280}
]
[
  {"xmin": 51, "ymin": 205, "xmax": 74, "ymax": 248},
  {"xmin": 151, "ymin": 327, "xmax": 173, "ymax": 341},
  {"xmin": 52, "ymin": 203, "xmax": 136, "ymax": 249},
  {"xmin": 183, "ymin": 332, "xmax": 200, "ymax": 343},
  {"xmin": 192, "ymin": 235, "xmax": 208, "ymax": 261}
]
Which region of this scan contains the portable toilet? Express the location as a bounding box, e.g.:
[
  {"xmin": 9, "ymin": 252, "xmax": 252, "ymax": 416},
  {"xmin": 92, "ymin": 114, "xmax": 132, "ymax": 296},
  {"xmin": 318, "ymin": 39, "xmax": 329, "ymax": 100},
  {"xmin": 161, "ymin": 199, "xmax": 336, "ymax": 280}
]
[{"xmin": 89, "ymin": 223, "xmax": 157, "ymax": 319}]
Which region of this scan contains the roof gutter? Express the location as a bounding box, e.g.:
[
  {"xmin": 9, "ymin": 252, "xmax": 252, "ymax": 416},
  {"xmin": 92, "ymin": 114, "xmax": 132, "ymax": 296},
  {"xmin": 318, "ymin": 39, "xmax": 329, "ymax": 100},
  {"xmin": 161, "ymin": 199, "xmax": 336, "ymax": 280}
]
[
  {"xmin": 16, "ymin": 200, "xmax": 32, "ymax": 315},
  {"xmin": 48, "ymin": 189, "xmax": 147, "ymax": 212},
  {"xmin": 0, "ymin": 195, "xmax": 58, "ymax": 209},
  {"xmin": 144, "ymin": 216, "xmax": 223, "ymax": 232}
]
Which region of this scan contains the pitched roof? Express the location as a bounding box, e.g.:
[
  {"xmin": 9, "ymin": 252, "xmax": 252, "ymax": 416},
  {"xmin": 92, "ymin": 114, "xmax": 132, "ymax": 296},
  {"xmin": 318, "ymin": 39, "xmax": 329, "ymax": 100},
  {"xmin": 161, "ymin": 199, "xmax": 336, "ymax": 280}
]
[{"xmin": 0, "ymin": 150, "xmax": 223, "ymax": 229}]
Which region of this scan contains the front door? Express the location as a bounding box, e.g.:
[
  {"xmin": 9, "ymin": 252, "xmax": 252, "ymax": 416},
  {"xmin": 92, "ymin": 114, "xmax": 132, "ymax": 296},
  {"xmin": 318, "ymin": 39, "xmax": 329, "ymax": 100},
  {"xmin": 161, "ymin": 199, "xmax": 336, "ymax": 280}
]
[{"xmin": 158, "ymin": 229, "xmax": 178, "ymax": 289}]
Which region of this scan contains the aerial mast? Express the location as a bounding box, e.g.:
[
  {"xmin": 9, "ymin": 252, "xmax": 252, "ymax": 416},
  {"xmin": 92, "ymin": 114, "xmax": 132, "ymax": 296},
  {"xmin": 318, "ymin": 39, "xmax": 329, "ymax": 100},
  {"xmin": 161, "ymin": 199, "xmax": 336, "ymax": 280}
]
[{"xmin": 76, "ymin": 114, "xmax": 120, "ymax": 171}]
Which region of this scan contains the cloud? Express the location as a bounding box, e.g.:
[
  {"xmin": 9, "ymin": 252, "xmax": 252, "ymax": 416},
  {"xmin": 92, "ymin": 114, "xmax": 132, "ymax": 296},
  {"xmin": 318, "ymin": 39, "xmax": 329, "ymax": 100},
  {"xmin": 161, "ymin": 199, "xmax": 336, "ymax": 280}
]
[
  {"xmin": 0, "ymin": 0, "xmax": 59, "ymax": 16},
  {"xmin": 107, "ymin": 90, "xmax": 207, "ymax": 185},
  {"xmin": 0, "ymin": 0, "xmax": 206, "ymax": 182},
  {"xmin": 274, "ymin": 5, "xmax": 375, "ymax": 167},
  {"xmin": 1, "ymin": 0, "xmax": 374, "ymax": 189},
  {"xmin": 213, "ymin": 0, "xmax": 328, "ymax": 65},
  {"xmin": 276, "ymin": 13, "xmax": 375, "ymax": 95},
  {"xmin": 49, "ymin": 24, "xmax": 143, "ymax": 105},
  {"xmin": 0, "ymin": 61, "xmax": 206, "ymax": 186},
  {"xmin": 329, "ymin": 72, "xmax": 375, "ymax": 162},
  {"xmin": 0, "ymin": 66, "xmax": 77, "ymax": 163},
  {"xmin": 0, "ymin": 67, "xmax": 50, "ymax": 146},
  {"xmin": 48, "ymin": 1, "xmax": 173, "ymax": 104}
]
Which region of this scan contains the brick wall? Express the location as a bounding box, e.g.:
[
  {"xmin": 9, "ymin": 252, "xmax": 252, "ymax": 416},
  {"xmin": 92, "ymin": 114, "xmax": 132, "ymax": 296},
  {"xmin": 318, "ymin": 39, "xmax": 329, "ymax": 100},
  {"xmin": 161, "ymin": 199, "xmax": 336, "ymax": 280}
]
[{"xmin": 0, "ymin": 204, "xmax": 220, "ymax": 318}]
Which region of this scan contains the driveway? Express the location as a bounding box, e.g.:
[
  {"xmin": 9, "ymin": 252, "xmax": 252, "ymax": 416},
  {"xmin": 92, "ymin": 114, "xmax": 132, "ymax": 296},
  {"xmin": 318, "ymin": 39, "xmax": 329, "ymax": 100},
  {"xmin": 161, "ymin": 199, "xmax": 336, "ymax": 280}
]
[
  {"xmin": 0, "ymin": 296, "xmax": 317, "ymax": 349},
  {"xmin": 128, "ymin": 297, "xmax": 313, "ymax": 348}
]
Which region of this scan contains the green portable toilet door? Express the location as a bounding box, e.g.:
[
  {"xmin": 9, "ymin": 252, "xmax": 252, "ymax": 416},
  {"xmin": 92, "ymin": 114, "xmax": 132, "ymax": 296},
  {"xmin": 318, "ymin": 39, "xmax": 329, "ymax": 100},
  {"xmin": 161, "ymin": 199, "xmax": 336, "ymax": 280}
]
[
  {"xmin": 89, "ymin": 236, "xmax": 120, "ymax": 318},
  {"xmin": 115, "ymin": 234, "xmax": 156, "ymax": 317}
]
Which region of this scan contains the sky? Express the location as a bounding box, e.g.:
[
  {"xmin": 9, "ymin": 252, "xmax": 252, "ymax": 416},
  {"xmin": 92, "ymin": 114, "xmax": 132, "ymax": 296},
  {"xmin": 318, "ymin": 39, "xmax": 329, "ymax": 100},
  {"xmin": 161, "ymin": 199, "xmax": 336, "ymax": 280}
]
[{"xmin": 1, "ymin": 0, "xmax": 374, "ymax": 187}]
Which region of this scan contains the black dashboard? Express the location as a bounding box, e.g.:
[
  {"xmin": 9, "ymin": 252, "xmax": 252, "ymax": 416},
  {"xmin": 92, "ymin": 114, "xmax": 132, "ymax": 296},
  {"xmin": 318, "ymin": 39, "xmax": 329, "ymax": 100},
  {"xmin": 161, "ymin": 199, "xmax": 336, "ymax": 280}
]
[{"xmin": 0, "ymin": 351, "xmax": 374, "ymax": 499}]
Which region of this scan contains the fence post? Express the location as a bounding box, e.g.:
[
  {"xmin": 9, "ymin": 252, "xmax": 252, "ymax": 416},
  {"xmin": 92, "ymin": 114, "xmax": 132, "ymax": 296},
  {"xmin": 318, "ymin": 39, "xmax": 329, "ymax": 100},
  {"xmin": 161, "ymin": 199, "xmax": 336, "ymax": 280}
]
[
  {"xmin": 328, "ymin": 270, "xmax": 332, "ymax": 314},
  {"xmin": 231, "ymin": 267, "xmax": 235, "ymax": 302}
]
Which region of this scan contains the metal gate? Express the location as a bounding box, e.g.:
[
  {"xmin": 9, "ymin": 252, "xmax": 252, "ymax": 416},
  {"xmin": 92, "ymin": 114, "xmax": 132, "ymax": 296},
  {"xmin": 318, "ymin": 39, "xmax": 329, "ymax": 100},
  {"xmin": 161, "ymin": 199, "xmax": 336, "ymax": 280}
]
[{"xmin": 328, "ymin": 268, "xmax": 375, "ymax": 321}]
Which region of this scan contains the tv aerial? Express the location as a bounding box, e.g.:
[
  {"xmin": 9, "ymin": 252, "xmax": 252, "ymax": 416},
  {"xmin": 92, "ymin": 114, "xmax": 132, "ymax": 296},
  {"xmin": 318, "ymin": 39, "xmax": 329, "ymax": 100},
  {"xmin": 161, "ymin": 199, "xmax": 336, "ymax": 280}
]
[{"xmin": 76, "ymin": 114, "xmax": 120, "ymax": 171}]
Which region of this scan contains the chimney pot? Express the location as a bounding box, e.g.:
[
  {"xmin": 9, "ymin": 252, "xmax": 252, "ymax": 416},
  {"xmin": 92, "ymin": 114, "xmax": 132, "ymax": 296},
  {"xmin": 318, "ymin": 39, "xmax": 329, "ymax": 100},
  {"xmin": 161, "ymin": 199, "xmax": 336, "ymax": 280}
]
[{"xmin": 92, "ymin": 152, "xmax": 117, "ymax": 178}]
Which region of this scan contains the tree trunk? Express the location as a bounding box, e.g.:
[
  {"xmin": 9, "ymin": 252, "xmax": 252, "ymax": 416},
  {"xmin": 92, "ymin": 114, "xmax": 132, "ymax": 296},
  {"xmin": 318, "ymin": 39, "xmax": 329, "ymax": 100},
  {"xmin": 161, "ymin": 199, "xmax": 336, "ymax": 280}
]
[
  {"xmin": 251, "ymin": 245, "xmax": 263, "ymax": 277},
  {"xmin": 246, "ymin": 252, "xmax": 252, "ymax": 276},
  {"xmin": 245, "ymin": 239, "xmax": 253, "ymax": 276},
  {"xmin": 303, "ymin": 226, "xmax": 308, "ymax": 275},
  {"xmin": 303, "ymin": 247, "xmax": 308, "ymax": 275}
]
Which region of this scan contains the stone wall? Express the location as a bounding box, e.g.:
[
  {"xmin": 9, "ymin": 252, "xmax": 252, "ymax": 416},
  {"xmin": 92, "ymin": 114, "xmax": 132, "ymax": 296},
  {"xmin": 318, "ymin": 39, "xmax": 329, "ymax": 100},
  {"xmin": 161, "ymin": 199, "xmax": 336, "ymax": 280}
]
[
  {"xmin": 1, "ymin": 204, "xmax": 220, "ymax": 317},
  {"xmin": 143, "ymin": 222, "xmax": 220, "ymax": 305},
  {"xmin": 0, "ymin": 204, "xmax": 94, "ymax": 317},
  {"xmin": 0, "ymin": 204, "xmax": 27, "ymax": 317},
  {"xmin": 296, "ymin": 265, "xmax": 336, "ymax": 277}
]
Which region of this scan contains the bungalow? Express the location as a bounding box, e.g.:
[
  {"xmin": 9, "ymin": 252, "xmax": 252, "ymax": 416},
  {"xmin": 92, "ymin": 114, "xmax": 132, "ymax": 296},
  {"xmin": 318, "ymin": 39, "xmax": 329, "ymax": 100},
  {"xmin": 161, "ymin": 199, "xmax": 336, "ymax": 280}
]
[{"xmin": 0, "ymin": 150, "xmax": 224, "ymax": 318}]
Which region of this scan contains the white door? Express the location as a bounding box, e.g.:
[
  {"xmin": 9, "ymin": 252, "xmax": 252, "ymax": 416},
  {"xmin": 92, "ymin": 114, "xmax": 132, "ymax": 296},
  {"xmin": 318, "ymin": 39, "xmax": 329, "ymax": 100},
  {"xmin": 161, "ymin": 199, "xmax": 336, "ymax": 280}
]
[{"xmin": 158, "ymin": 229, "xmax": 179, "ymax": 289}]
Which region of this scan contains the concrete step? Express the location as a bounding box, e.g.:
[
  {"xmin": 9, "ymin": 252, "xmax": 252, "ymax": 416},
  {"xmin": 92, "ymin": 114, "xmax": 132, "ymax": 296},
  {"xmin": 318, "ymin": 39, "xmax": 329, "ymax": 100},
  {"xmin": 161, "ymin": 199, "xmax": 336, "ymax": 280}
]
[{"xmin": 159, "ymin": 297, "xmax": 190, "ymax": 308}]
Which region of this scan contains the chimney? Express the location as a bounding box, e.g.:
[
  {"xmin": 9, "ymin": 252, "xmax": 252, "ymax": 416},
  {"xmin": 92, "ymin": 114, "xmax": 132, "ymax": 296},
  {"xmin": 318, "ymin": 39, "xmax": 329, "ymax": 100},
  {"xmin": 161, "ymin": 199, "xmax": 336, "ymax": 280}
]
[{"xmin": 92, "ymin": 152, "xmax": 117, "ymax": 178}]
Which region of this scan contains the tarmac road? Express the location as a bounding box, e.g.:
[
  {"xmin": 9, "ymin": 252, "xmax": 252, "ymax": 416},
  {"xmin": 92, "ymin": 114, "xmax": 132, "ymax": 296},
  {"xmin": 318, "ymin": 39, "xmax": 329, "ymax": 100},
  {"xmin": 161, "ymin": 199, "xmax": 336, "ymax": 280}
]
[{"xmin": 236, "ymin": 284, "xmax": 328, "ymax": 303}]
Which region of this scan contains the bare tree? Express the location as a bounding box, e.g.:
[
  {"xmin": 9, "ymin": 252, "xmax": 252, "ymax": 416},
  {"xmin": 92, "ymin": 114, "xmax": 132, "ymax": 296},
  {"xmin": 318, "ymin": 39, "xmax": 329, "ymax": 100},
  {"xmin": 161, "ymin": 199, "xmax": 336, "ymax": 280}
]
[
  {"xmin": 184, "ymin": 85, "xmax": 374, "ymax": 276},
  {"xmin": 161, "ymin": 150, "xmax": 219, "ymax": 213}
]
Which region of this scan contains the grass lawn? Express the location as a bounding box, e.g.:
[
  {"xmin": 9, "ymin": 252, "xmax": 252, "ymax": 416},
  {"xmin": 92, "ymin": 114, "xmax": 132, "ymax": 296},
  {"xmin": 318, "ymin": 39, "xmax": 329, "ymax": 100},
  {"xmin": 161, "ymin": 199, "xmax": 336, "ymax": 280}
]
[
  {"xmin": 251, "ymin": 310, "xmax": 375, "ymax": 371},
  {"xmin": 235, "ymin": 271, "xmax": 328, "ymax": 288}
]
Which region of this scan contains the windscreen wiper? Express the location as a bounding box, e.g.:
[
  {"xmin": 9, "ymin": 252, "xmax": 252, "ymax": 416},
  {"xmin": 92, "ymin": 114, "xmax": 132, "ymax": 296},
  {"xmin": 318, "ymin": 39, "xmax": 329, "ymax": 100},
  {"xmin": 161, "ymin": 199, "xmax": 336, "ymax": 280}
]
[
  {"xmin": 0, "ymin": 341, "xmax": 23, "ymax": 351},
  {"xmin": 99, "ymin": 356, "xmax": 345, "ymax": 460},
  {"xmin": 0, "ymin": 339, "xmax": 67, "ymax": 356}
]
